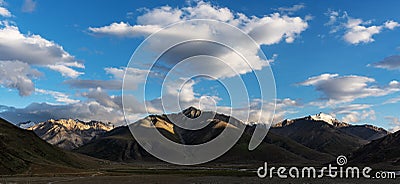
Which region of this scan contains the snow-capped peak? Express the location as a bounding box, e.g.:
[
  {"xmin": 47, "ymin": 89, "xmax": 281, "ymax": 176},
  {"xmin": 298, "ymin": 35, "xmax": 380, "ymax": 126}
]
[
  {"xmin": 18, "ymin": 121, "xmax": 37, "ymax": 129},
  {"xmin": 310, "ymin": 112, "xmax": 338, "ymax": 125}
]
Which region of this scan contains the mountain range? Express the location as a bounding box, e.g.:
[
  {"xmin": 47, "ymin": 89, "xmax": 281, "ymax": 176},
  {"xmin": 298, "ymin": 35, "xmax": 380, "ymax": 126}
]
[
  {"xmin": 1, "ymin": 107, "xmax": 399, "ymax": 175},
  {"xmin": 26, "ymin": 119, "xmax": 114, "ymax": 150},
  {"xmin": 75, "ymin": 108, "xmax": 393, "ymax": 166},
  {"xmin": 75, "ymin": 108, "xmax": 334, "ymax": 164}
]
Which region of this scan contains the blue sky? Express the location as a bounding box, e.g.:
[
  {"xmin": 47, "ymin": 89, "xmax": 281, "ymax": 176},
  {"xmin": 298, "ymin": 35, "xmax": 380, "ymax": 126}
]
[{"xmin": 1, "ymin": 0, "xmax": 400, "ymax": 131}]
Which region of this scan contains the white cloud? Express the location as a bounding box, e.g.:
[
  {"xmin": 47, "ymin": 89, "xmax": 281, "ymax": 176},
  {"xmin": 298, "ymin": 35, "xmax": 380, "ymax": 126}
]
[
  {"xmin": 384, "ymin": 20, "xmax": 400, "ymax": 30},
  {"xmin": 325, "ymin": 9, "xmax": 339, "ymax": 26},
  {"xmin": 105, "ymin": 67, "xmax": 148, "ymax": 90},
  {"xmin": 22, "ymin": 0, "xmax": 36, "ymax": 13},
  {"xmin": 88, "ymin": 22, "xmax": 161, "ymax": 38},
  {"xmin": 297, "ymin": 73, "xmax": 338, "ymax": 86},
  {"xmin": 340, "ymin": 110, "xmax": 376, "ymax": 123},
  {"xmin": 325, "ymin": 11, "xmax": 398, "ymax": 44},
  {"xmin": 332, "ymin": 104, "xmax": 375, "ymax": 123},
  {"xmin": 35, "ymin": 88, "xmax": 79, "ymax": 104},
  {"xmin": 298, "ymin": 73, "xmax": 400, "ymax": 106},
  {"xmin": 369, "ymin": 55, "xmax": 400, "ymax": 70},
  {"xmin": 0, "ymin": 6, "xmax": 11, "ymax": 17},
  {"xmin": 89, "ymin": 1, "xmax": 309, "ymax": 46},
  {"xmin": 0, "ymin": 0, "xmax": 11, "ymax": 17},
  {"xmin": 81, "ymin": 87, "xmax": 120, "ymax": 109},
  {"xmin": 385, "ymin": 116, "xmax": 400, "ymax": 132},
  {"xmin": 343, "ymin": 18, "xmax": 382, "ymax": 44},
  {"xmin": 243, "ymin": 13, "xmax": 308, "ymax": 45},
  {"xmin": 88, "ymin": 1, "xmax": 307, "ymax": 84},
  {"xmin": 88, "ymin": 1, "xmax": 307, "ymax": 125},
  {"xmin": 0, "ymin": 23, "xmax": 84, "ymax": 77},
  {"xmin": 0, "ymin": 60, "xmax": 41, "ymax": 96},
  {"xmin": 47, "ymin": 64, "xmax": 84, "ymax": 78},
  {"xmin": 137, "ymin": 6, "xmax": 183, "ymax": 26}
]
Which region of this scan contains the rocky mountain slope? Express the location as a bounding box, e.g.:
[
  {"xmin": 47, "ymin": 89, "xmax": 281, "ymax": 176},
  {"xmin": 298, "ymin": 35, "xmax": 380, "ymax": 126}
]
[
  {"xmin": 0, "ymin": 118, "xmax": 104, "ymax": 175},
  {"xmin": 270, "ymin": 113, "xmax": 388, "ymax": 156},
  {"xmin": 76, "ymin": 107, "xmax": 334, "ymax": 165},
  {"xmin": 18, "ymin": 108, "xmax": 392, "ymax": 167},
  {"xmin": 349, "ymin": 129, "xmax": 400, "ymax": 168},
  {"xmin": 339, "ymin": 124, "xmax": 389, "ymax": 141},
  {"xmin": 28, "ymin": 119, "xmax": 114, "ymax": 150}
]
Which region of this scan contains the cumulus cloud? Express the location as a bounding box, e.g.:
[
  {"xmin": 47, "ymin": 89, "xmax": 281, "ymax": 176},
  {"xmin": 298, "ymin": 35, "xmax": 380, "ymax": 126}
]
[
  {"xmin": 89, "ymin": 1, "xmax": 309, "ymax": 46},
  {"xmin": 343, "ymin": 18, "xmax": 382, "ymax": 44},
  {"xmin": 0, "ymin": 22, "xmax": 84, "ymax": 95},
  {"xmin": 137, "ymin": 6, "xmax": 183, "ymax": 26},
  {"xmin": 325, "ymin": 10, "xmax": 399, "ymax": 44},
  {"xmin": 369, "ymin": 55, "xmax": 400, "ymax": 70},
  {"xmin": 81, "ymin": 87, "xmax": 120, "ymax": 109},
  {"xmin": 0, "ymin": 60, "xmax": 42, "ymax": 96},
  {"xmin": 0, "ymin": 23, "xmax": 84, "ymax": 75},
  {"xmin": 340, "ymin": 109, "xmax": 376, "ymax": 123},
  {"xmin": 298, "ymin": 73, "xmax": 400, "ymax": 106},
  {"xmin": 385, "ymin": 116, "xmax": 400, "ymax": 132},
  {"xmin": 384, "ymin": 20, "xmax": 400, "ymax": 30},
  {"xmin": 88, "ymin": 1, "xmax": 305, "ymax": 125},
  {"xmin": 332, "ymin": 104, "xmax": 375, "ymax": 123},
  {"xmin": 1, "ymin": 1, "xmax": 301, "ymax": 126},
  {"xmin": 87, "ymin": 1, "xmax": 307, "ymax": 96}
]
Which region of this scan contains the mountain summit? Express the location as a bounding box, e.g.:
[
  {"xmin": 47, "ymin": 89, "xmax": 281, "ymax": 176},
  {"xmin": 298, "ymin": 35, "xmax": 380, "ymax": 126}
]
[
  {"xmin": 28, "ymin": 119, "xmax": 114, "ymax": 150},
  {"xmin": 182, "ymin": 106, "xmax": 202, "ymax": 119},
  {"xmin": 310, "ymin": 112, "xmax": 339, "ymax": 125}
]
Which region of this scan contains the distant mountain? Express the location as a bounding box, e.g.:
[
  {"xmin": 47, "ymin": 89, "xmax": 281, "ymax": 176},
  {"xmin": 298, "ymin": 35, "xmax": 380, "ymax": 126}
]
[
  {"xmin": 270, "ymin": 113, "xmax": 389, "ymax": 156},
  {"xmin": 339, "ymin": 124, "xmax": 389, "ymax": 141},
  {"xmin": 76, "ymin": 107, "xmax": 333, "ymax": 165},
  {"xmin": 274, "ymin": 112, "xmax": 349, "ymax": 128},
  {"xmin": 0, "ymin": 118, "xmax": 104, "ymax": 175},
  {"xmin": 270, "ymin": 113, "xmax": 388, "ymax": 156},
  {"xmin": 28, "ymin": 119, "xmax": 114, "ymax": 150},
  {"xmin": 349, "ymin": 130, "xmax": 400, "ymax": 168},
  {"xmin": 17, "ymin": 120, "xmax": 36, "ymax": 129},
  {"xmin": 271, "ymin": 119, "xmax": 365, "ymax": 156}
]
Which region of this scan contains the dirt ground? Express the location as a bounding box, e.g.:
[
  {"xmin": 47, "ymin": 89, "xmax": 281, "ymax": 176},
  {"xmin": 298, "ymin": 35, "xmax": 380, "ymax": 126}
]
[{"xmin": 1, "ymin": 175, "xmax": 399, "ymax": 184}]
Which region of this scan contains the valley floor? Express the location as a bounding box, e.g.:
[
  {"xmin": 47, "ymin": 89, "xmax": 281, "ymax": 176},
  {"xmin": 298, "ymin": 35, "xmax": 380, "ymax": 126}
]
[{"xmin": 1, "ymin": 175, "xmax": 399, "ymax": 184}]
